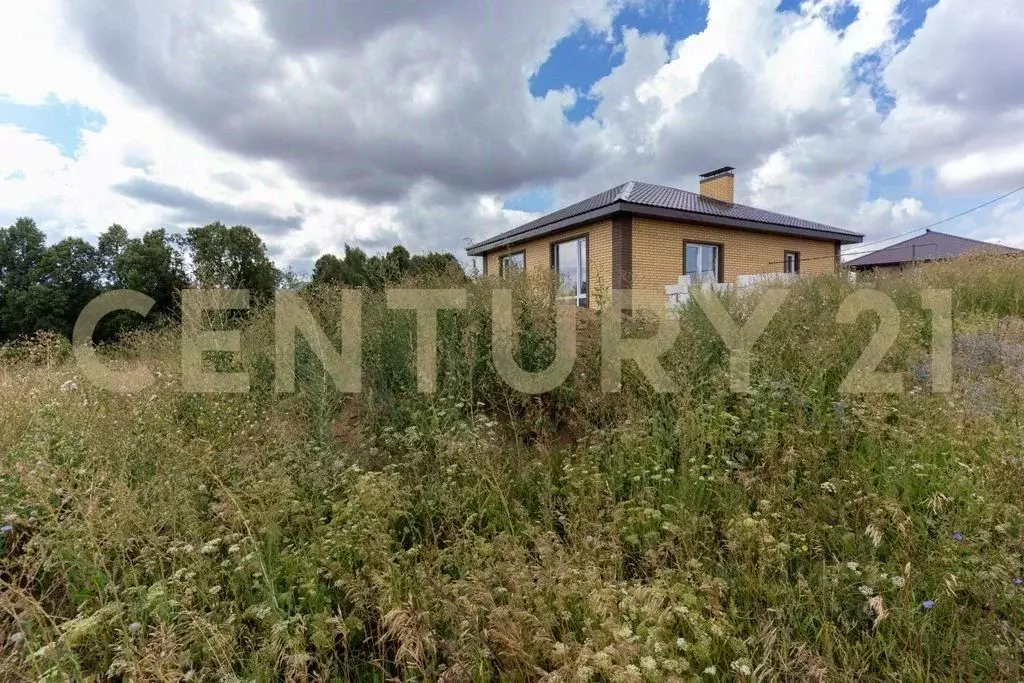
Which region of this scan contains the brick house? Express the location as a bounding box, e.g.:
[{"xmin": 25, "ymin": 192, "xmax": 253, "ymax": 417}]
[{"xmin": 467, "ymin": 168, "xmax": 864, "ymax": 307}]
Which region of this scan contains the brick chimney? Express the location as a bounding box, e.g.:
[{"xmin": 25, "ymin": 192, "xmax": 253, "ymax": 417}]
[{"xmin": 699, "ymin": 166, "xmax": 735, "ymax": 203}]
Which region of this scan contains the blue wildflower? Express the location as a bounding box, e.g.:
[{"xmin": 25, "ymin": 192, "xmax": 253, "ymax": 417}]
[
  {"xmin": 0, "ymin": 524, "xmax": 12, "ymax": 535},
  {"xmin": 922, "ymin": 600, "xmax": 936, "ymax": 610},
  {"xmin": 952, "ymin": 531, "xmax": 965, "ymax": 542},
  {"xmin": 834, "ymin": 402, "xmax": 846, "ymax": 423},
  {"xmin": 1013, "ymin": 577, "xmax": 1023, "ymax": 586}
]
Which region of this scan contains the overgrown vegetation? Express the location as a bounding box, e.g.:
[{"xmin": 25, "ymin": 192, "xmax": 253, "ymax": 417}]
[{"xmin": 2, "ymin": 256, "xmax": 1024, "ymax": 681}]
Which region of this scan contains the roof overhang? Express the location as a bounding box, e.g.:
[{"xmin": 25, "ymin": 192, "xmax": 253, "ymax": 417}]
[{"xmin": 467, "ymin": 201, "xmax": 863, "ymax": 255}]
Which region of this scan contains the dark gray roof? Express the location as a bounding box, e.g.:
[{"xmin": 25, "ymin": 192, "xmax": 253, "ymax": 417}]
[
  {"xmin": 845, "ymin": 230, "xmax": 1022, "ymax": 268},
  {"xmin": 467, "ymin": 180, "xmax": 863, "ymax": 255}
]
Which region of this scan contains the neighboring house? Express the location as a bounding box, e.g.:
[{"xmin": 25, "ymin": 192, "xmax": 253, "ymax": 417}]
[
  {"xmin": 845, "ymin": 229, "xmax": 1022, "ymax": 271},
  {"xmin": 467, "ymin": 167, "xmax": 864, "ymax": 307}
]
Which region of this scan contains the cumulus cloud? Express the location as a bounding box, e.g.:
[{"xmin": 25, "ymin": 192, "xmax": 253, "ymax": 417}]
[
  {"xmin": 882, "ymin": 0, "xmax": 1024, "ymax": 192},
  {"xmin": 546, "ymin": 0, "xmax": 913, "ymax": 240},
  {"xmin": 0, "ymin": 0, "xmax": 1021, "ymax": 268},
  {"xmin": 62, "ymin": 0, "xmax": 615, "ymax": 203}
]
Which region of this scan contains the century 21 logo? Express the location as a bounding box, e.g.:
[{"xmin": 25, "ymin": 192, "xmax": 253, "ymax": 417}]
[{"xmin": 69, "ymin": 287, "xmax": 953, "ymax": 395}]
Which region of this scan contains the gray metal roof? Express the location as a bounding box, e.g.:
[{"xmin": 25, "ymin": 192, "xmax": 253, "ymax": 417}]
[
  {"xmin": 845, "ymin": 230, "xmax": 1022, "ymax": 268},
  {"xmin": 467, "ymin": 180, "xmax": 863, "ymax": 255}
]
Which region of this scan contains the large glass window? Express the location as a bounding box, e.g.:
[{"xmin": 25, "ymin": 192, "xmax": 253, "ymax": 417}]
[
  {"xmin": 500, "ymin": 251, "xmax": 525, "ymax": 276},
  {"xmin": 553, "ymin": 236, "xmax": 588, "ymax": 307},
  {"xmin": 685, "ymin": 243, "xmax": 720, "ymax": 282}
]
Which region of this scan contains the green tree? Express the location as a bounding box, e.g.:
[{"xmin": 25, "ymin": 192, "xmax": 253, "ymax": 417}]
[
  {"xmin": 183, "ymin": 223, "xmax": 279, "ymax": 303},
  {"xmin": 97, "ymin": 223, "xmax": 130, "ymax": 286},
  {"xmin": 311, "ymin": 244, "xmax": 465, "ymax": 290},
  {"xmin": 23, "ymin": 237, "xmax": 103, "ymax": 338},
  {"xmin": 115, "ymin": 229, "xmax": 189, "ymax": 315},
  {"xmin": 408, "ymin": 251, "xmax": 465, "ymax": 280},
  {"xmin": 311, "ymin": 245, "xmax": 375, "ymax": 288},
  {"xmin": 311, "ymin": 253, "xmax": 346, "ymax": 286},
  {"xmin": 0, "ymin": 218, "xmax": 48, "ymax": 339}
]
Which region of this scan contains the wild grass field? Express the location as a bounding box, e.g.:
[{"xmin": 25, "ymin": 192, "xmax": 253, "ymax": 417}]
[{"xmin": 2, "ymin": 257, "xmax": 1024, "ymax": 681}]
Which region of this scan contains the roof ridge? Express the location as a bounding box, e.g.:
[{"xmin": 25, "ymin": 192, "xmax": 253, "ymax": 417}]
[
  {"xmin": 619, "ymin": 180, "xmax": 636, "ymax": 202},
  {"xmin": 925, "ymin": 229, "xmax": 1024, "ymax": 251}
]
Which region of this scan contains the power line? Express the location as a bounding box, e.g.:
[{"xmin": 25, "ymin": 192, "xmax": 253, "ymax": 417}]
[
  {"xmin": 842, "ymin": 182, "xmax": 1024, "ymax": 257},
  {"xmin": 769, "ymin": 183, "xmax": 1024, "ymax": 266}
]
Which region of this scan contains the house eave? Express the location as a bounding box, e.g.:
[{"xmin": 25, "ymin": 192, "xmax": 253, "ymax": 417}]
[
  {"xmin": 466, "ymin": 203, "xmax": 625, "ymax": 255},
  {"xmin": 467, "ymin": 202, "xmax": 864, "ymax": 256}
]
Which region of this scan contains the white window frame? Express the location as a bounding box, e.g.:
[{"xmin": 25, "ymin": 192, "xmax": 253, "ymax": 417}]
[
  {"xmin": 685, "ymin": 242, "xmax": 721, "ymax": 283},
  {"xmin": 553, "ymin": 235, "xmax": 588, "ymax": 308}
]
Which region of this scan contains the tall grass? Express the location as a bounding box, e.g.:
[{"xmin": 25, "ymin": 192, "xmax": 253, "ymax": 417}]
[{"xmin": 2, "ymin": 256, "xmax": 1024, "ymax": 681}]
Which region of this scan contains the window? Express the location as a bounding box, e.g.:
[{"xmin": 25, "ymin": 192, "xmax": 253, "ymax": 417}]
[
  {"xmin": 500, "ymin": 251, "xmax": 525, "ymax": 276},
  {"xmin": 685, "ymin": 243, "xmax": 720, "ymax": 283},
  {"xmin": 553, "ymin": 235, "xmax": 588, "ymax": 307},
  {"xmin": 784, "ymin": 250, "xmax": 800, "ymax": 274}
]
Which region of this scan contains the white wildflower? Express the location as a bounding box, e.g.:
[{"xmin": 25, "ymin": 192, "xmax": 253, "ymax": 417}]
[
  {"xmin": 731, "ymin": 659, "xmax": 753, "ymax": 676},
  {"xmin": 890, "ymin": 575, "xmax": 906, "ymax": 588},
  {"xmin": 640, "ymin": 656, "xmax": 657, "ymax": 672}
]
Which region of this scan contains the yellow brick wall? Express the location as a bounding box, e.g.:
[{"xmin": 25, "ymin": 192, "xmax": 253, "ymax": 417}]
[
  {"xmin": 630, "ymin": 217, "xmax": 838, "ymax": 294},
  {"xmin": 484, "ymin": 220, "xmax": 613, "ymax": 305},
  {"xmin": 699, "ymin": 175, "xmax": 735, "ymax": 203},
  {"xmin": 483, "ymin": 217, "xmax": 838, "ymax": 306}
]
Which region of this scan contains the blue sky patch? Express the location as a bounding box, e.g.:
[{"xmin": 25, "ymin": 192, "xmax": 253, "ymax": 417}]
[
  {"xmin": 853, "ymin": 53, "xmax": 897, "ymax": 115},
  {"xmin": 777, "ymin": 0, "xmax": 860, "ymax": 31},
  {"xmin": 0, "ymin": 97, "xmax": 106, "ymax": 158},
  {"xmin": 868, "ymin": 166, "xmax": 917, "ymax": 201},
  {"xmin": 775, "ymin": 0, "xmax": 804, "ymax": 15},
  {"xmin": 502, "ymin": 186, "xmax": 556, "ymax": 214},
  {"xmin": 530, "ymin": 0, "xmax": 706, "ymax": 122},
  {"xmin": 895, "ymin": 0, "xmax": 940, "ymax": 43},
  {"xmin": 827, "ymin": 2, "xmax": 859, "ymax": 32}
]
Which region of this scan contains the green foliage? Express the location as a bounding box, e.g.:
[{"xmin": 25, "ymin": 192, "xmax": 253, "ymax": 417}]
[
  {"xmin": 313, "ymin": 244, "xmax": 465, "ymax": 290},
  {"xmin": 4, "ymin": 257, "xmax": 1024, "ymax": 680},
  {"xmin": 181, "ymin": 222, "xmax": 280, "ymax": 304},
  {"xmin": 0, "ymin": 216, "xmax": 462, "ymax": 348}
]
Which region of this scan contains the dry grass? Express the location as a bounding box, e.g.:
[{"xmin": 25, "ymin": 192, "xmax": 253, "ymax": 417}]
[{"xmin": 2, "ymin": 256, "xmax": 1024, "ymax": 681}]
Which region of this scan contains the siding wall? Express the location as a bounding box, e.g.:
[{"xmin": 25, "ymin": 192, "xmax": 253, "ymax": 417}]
[{"xmin": 630, "ymin": 217, "xmax": 838, "ymax": 294}]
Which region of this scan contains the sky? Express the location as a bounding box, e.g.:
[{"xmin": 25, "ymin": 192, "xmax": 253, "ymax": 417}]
[{"xmin": 0, "ymin": 0, "xmax": 1021, "ymax": 274}]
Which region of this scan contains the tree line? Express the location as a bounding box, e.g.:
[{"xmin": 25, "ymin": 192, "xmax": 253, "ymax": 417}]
[{"xmin": 0, "ymin": 217, "xmax": 463, "ymax": 343}]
